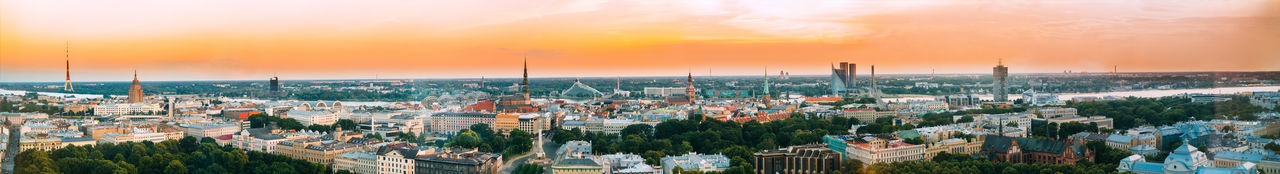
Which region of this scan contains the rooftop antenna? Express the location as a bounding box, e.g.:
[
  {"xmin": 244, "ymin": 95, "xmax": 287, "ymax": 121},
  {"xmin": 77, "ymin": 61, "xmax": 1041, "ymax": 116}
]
[{"xmin": 708, "ymin": 66, "xmax": 713, "ymax": 84}]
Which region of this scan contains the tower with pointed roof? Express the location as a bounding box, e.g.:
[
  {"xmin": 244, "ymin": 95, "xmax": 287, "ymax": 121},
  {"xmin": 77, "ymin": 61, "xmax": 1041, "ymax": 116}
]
[
  {"xmin": 522, "ymin": 57, "xmax": 530, "ymax": 99},
  {"xmin": 127, "ymin": 71, "xmax": 145, "ymax": 103},
  {"xmin": 763, "ymin": 67, "xmax": 771, "ymax": 107}
]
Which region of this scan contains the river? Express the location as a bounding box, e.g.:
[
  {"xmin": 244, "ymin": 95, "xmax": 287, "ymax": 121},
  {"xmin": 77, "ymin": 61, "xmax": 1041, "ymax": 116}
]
[
  {"xmin": 6, "ymin": 86, "xmax": 1279, "ymax": 105},
  {"xmin": 883, "ymin": 86, "xmax": 1280, "ymax": 102}
]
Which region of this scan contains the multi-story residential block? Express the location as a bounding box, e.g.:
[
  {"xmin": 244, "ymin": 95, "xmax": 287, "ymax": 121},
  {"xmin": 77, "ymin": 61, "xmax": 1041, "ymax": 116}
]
[
  {"xmin": 274, "ymin": 129, "xmax": 366, "ymax": 165},
  {"xmin": 661, "ymin": 152, "xmax": 731, "ymax": 174},
  {"xmin": 287, "ymin": 110, "xmax": 338, "ymax": 126},
  {"xmin": 334, "ymin": 151, "xmax": 378, "ymax": 174},
  {"xmin": 924, "ymin": 138, "xmax": 984, "ymax": 160},
  {"xmin": 494, "ymin": 113, "xmax": 520, "ymax": 133},
  {"xmin": 378, "ymin": 147, "xmax": 418, "ymax": 174},
  {"xmin": 517, "ymin": 113, "xmax": 548, "ymax": 133},
  {"xmin": 93, "ymin": 103, "xmax": 163, "ymax": 116},
  {"xmin": 1260, "ymin": 155, "xmax": 1280, "ymax": 174},
  {"xmin": 428, "ymin": 112, "xmax": 497, "ymax": 135},
  {"xmin": 752, "ymin": 144, "xmax": 842, "ymax": 174},
  {"xmin": 184, "ymin": 122, "xmax": 241, "ymax": 138},
  {"xmin": 598, "ymin": 153, "xmax": 647, "ymax": 173},
  {"xmin": 233, "ymin": 129, "xmax": 288, "ymax": 153},
  {"xmin": 1213, "ymin": 151, "xmax": 1264, "ymax": 168},
  {"xmin": 1043, "ymin": 116, "xmax": 1114, "ymax": 129},
  {"xmin": 83, "ymin": 125, "xmax": 121, "ymax": 140},
  {"xmin": 823, "ymin": 135, "xmax": 925, "ymax": 165},
  {"xmin": 413, "ymin": 148, "xmax": 503, "ymax": 174},
  {"xmin": 1105, "ymin": 134, "xmax": 1159, "ymax": 151},
  {"xmin": 1030, "ymin": 107, "xmax": 1077, "ymax": 118},
  {"xmin": 552, "ymin": 140, "xmax": 604, "ymax": 174},
  {"xmin": 20, "ymin": 137, "xmax": 62, "ymax": 151},
  {"xmin": 99, "ymin": 129, "xmax": 168, "ymax": 144},
  {"xmin": 1250, "ymin": 92, "xmax": 1280, "ymax": 109},
  {"xmin": 935, "ymin": 94, "xmax": 981, "ymax": 106},
  {"xmin": 841, "ymin": 109, "xmax": 879, "ymax": 123},
  {"xmin": 643, "ymin": 87, "xmax": 686, "ymax": 97},
  {"xmin": 385, "ymin": 115, "xmax": 424, "ymax": 136}
]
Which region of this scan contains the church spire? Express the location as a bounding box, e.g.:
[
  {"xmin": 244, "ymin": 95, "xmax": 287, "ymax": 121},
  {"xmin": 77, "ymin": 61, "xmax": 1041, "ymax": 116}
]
[
  {"xmin": 764, "ymin": 66, "xmax": 770, "ymax": 95},
  {"xmin": 522, "ymin": 56, "xmax": 530, "ymax": 98}
]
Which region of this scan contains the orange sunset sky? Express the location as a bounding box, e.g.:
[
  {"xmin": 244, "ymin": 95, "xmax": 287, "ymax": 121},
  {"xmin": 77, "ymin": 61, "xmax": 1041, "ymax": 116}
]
[{"xmin": 2, "ymin": 0, "xmax": 1279, "ymax": 82}]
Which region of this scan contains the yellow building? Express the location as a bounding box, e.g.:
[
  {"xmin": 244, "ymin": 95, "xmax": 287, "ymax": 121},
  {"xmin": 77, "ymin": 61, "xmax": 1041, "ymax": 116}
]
[
  {"xmin": 495, "ymin": 113, "xmax": 520, "ymax": 133},
  {"xmin": 20, "ymin": 137, "xmax": 62, "ymax": 151},
  {"xmin": 924, "ymin": 137, "xmax": 984, "ymax": 161},
  {"xmin": 273, "ymin": 129, "xmax": 364, "ymax": 165}
]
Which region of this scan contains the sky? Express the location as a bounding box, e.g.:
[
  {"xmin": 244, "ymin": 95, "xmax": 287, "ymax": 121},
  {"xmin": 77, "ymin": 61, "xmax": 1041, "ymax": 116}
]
[{"xmin": 2, "ymin": 0, "xmax": 1278, "ymax": 82}]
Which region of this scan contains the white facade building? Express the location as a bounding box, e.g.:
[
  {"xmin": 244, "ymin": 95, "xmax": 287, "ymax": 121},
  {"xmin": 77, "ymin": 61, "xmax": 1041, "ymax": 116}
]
[
  {"xmin": 377, "ymin": 149, "xmax": 416, "ymax": 174},
  {"xmin": 93, "ymin": 103, "xmax": 163, "ymax": 116},
  {"xmin": 99, "ymin": 130, "xmax": 168, "ymax": 144},
  {"xmin": 288, "ymin": 110, "xmax": 339, "ymax": 126}
]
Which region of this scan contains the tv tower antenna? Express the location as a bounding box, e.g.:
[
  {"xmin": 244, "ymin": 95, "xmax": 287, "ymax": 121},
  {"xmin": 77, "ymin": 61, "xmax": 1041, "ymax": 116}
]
[{"xmin": 64, "ymin": 41, "xmax": 74, "ymax": 92}]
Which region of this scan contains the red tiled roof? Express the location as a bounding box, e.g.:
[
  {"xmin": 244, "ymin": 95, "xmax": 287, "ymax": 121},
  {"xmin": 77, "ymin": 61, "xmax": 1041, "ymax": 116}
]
[
  {"xmin": 463, "ymin": 100, "xmax": 496, "ymax": 112},
  {"xmin": 805, "ymin": 97, "xmax": 841, "ymax": 102}
]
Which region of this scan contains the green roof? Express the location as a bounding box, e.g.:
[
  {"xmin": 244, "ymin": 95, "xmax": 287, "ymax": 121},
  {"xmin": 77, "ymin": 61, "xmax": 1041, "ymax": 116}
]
[{"xmin": 895, "ymin": 130, "xmax": 921, "ymax": 139}]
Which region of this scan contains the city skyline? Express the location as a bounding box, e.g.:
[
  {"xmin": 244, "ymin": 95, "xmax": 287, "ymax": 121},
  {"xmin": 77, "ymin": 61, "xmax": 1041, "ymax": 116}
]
[{"xmin": 3, "ymin": 0, "xmax": 1278, "ymax": 82}]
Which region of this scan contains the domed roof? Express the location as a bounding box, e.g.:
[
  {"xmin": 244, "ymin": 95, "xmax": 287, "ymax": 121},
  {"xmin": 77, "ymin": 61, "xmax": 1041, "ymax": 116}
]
[{"xmin": 1164, "ymin": 144, "xmax": 1209, "ymax": 172}]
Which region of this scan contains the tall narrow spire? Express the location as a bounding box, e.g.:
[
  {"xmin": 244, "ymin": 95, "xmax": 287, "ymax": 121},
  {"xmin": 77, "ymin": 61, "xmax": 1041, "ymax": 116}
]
[
  {"xmin": 763, "ymin": 66, "xmax": 771, "ymax": 107},
  {"xmin": 763, "ymin": 66, "xmax": 769, "ymax": 95},
  {"xmin": 63, "ymin": 42, "xmax": 74, "ymax": 92},
  {"xmin": 521, "ymin": 56, "xmax": 530, "ymax": 98}
]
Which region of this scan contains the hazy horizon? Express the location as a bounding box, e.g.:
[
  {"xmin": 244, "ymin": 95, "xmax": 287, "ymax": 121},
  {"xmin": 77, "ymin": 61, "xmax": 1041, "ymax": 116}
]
[{"xmin": 3, "ymin": 0, "xmax": 1278, "ymax": 82}]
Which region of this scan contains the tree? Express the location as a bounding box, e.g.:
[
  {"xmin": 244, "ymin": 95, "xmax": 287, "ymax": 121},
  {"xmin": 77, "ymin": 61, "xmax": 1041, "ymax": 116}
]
[
  {"xmin": 15, "ymin": 149, "xmax": 57, "ymax": 174},
  {"xmin": 620, "ymin": 124, "xmax": 654, "ymax": 139},
  {"xmin": 165, "ymin": 160, "xmax": 188, "ymax": 174},
  {"xmin": 307, "ymin": 124, "xmax": 333, "ymax": 132},
  {"xmin": 839, "ymin": 158, "xmax": 863, "ymax": 174},
  {"xmin": 513, "ymin": 164, "xmax": 544, "ymax": 174},
  {"xmin": 449, "ymin": 130, "xmax": 483, "ymax": 148},
  {"xmin": 334, "ymin": 119, "xmax": 359, "ymax": 131},
  {"xmin": 1265, "ymin": 142, "xmax": 1280, "ymax": 152},
  {"xmin": 470, "ymin": 123, "xmax": 495, "ymax": 138},
  {"xmin": 1006, "ymin": 122, "xmax": 1019, "ymax": 127},
  {"xmin": 366, "ymin": 133, "xmax": 385, "ymax": 141}
]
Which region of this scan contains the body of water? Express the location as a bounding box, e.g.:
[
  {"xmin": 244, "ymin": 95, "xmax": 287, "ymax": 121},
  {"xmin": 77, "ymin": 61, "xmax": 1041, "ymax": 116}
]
[
  {"xmin": 884, "ymin": 86, "xmax": 1280, "ymax": 102},
  {"xmin": 8, "ymin": 85, "xmax": 1279, "ymax": 105}
]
